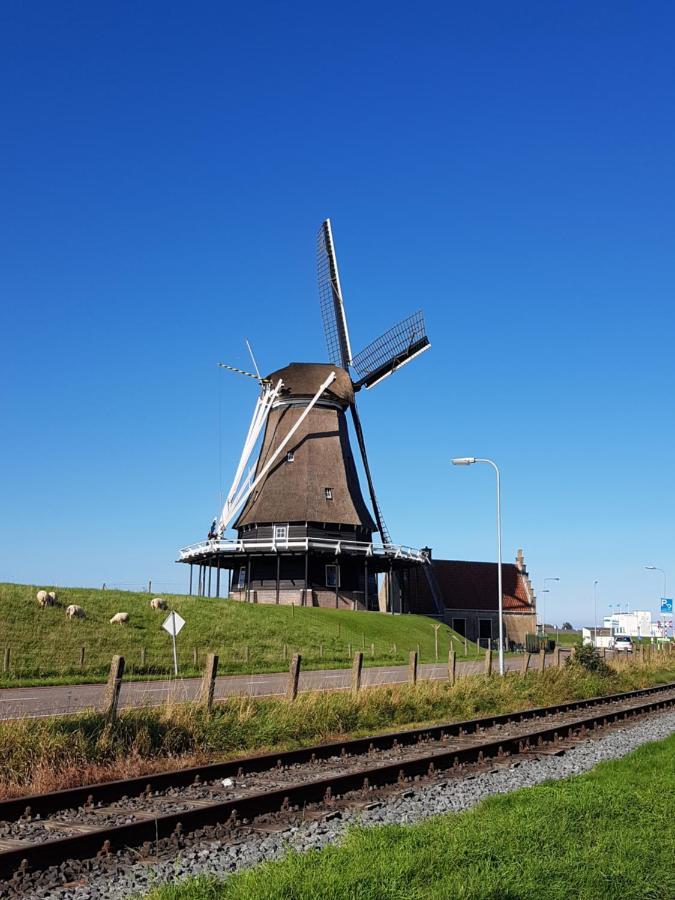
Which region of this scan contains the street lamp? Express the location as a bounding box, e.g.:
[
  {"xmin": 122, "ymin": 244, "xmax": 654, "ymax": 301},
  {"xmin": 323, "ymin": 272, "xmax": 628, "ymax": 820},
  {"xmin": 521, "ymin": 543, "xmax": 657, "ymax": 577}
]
[
  {"xmin": 451, "ymin": 457, "xmax": 504, "ymax": 675},
  {"xmin": 542, "ymin": 577, "xmax": 560, "ymax": 640}
]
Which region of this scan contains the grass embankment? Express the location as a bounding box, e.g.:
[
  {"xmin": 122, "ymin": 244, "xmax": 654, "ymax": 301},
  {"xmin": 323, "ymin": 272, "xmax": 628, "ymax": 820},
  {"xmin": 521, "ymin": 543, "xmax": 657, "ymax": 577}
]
[
  {"xmin": 0, "ymin": 654, "xmax": 673, "ymax": 800},
  {"xmin": 0, "ymin": 583, "xmax": 474, "ymax": 686},
  {"xmin": 144, "ymin": 732, "xmax": 675, "ymax": 900}
]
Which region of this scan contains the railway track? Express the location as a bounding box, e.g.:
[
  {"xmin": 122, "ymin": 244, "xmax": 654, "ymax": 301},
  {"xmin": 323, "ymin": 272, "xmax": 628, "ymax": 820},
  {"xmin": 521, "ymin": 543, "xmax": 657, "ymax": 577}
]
[{"xmin": 0, "ymin": 681, "xmax": 673, "ymax": 895}]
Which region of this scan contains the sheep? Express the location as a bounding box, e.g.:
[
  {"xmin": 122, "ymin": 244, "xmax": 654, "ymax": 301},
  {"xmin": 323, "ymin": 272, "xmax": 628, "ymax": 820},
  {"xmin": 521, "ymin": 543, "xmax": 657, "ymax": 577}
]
[
  {"xmin": 36, "ymin": 590, "xmax": 52, "ymax": 608},
  {"xmin": 47, "ymin": 590, "xmax": 58, "ymax": 604},
  {"xmin": 66, "ymin": 604, "xmax": 85, "ymax": 619},
  {"xmin": 150, "ymin": 597, "xmax": 167, "ymax": 611},
  {"xmin": 109, "ymin": 612, "xmax": 129, "ymax": 625}
]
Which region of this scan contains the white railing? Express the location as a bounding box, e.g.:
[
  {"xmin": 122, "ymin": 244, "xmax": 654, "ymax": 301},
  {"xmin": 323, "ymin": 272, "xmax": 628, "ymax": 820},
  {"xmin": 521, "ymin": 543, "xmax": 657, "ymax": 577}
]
[{"xmin": 178, "ymin": 537, "xmax": 429, "ymax": 563}]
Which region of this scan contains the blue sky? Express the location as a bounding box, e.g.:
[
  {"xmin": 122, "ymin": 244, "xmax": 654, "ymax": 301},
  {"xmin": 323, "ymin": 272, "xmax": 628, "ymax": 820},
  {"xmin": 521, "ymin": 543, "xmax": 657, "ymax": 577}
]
[{"xmin": 2, "ymin": 2, "xmax": 674, "ymax": 628}]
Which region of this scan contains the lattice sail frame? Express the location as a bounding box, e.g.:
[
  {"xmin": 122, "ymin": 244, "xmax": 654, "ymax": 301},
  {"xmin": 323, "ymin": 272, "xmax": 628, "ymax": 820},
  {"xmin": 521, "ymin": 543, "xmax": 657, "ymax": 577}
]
[
  {"xmin": 351, "ymin": 310, "xmax": 430, "ymax": 389},
  {"xmin": 317, "ymin": 219, "xmax": 352, "ymax": 369}
]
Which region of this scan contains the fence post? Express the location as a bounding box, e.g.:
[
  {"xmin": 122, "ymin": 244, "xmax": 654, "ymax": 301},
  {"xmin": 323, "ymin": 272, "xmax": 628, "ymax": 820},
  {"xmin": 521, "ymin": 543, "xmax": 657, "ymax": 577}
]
[
  {"xmin": 287, "ymin": 653, "xmax": 301, "ymax": 700},
  {"xmin": 539, "ymin": 647, "xmax": 546, "ymax": 673},
  {"xmin": 522, "ymin": 651, "xmax": 531, "ymax": 675},
  {"xmin": 320, "ymin": 644, "xmax": 324, "ymax": 660},
  {"xmin": 448, "ymin": 649, "xmax": 456, "ymax": 685},
  {"xmin": 554, "ymin": 647, "xmax": 562, "ymax": 668},
  {"xmin": 408, "ymin": 650, "xmax": 418, "ymax": 684},
  {"xmin": 103, "ymin": 655, "xmax": 125, "ymax": 723},
  {"xmin": 464, "ymin": 637, "xmax": 468, "ymax": 655},
  {"xmin": 2, "ymin": 647, "xmax": 9, "ymax": 673},
  {"xmin": 199, "ymin": 653, "xmax": 219, "ymax": 712},
  {"xmin": 193, "ymin": 647, "xmax": 198, "ymax": 668},
  {"xmin": 140, "ymin": 647, "xmax": 146, "ymax": 667},
  {"xmin": 351, "ymin": 651, "xmax": 363, "ymax": 694},
  {"xmin": 434, "ymin": 623, "xmax": 441, "ymax": 661},
  {"xmin": 79, "ymin": 646, "xmax": 86, "ymax": 669},
  {"xmin": 484, "ymin": 647, "xmax": 492, "ymax": 676}
]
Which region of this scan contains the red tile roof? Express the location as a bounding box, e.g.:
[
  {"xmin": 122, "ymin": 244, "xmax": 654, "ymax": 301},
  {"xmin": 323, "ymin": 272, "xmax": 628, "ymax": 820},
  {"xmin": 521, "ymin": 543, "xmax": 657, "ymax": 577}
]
[{"xmin": 412, "ymin": 559, "xmax": 534, "ymax": 614}]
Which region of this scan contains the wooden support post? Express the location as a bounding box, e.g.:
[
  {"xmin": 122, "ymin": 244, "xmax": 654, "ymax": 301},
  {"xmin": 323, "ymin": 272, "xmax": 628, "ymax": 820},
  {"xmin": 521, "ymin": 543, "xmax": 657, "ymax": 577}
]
[
  {"xmin": 216, "ymin": 558, "xmax": 221, "ymax": 598},
  {"xmin": 275, "ymin": 554, "xmax": 280, "ymax": 605},
  {"xmin": 286, "ymin": 653, "xmax": 301, "ymax": 700},
  {"xmin": 189, "ymin": 564, "xmax": 193, "ymax": 596},
  {"xmin": 351, "ymin": 651, "xmax": 363, "ymax": 694},
  {"xmin": 199, "ymin": 653, "xmax": 219, "ymax": 712},
  {"xmin": 303, "ymin": 551, "xmax": 309, "ymax": 607},
  {"xmin": 208, "ymin": 564, "xmax": 212, "ymax": 598},
  {"xmin": 539, "ymin": 646, "xmax": 546, "ymax": 673},
  {"xmin": 448, "ymin": 649, "xmax": 456, "ymax": 685},
  {"xmin": 408, "ymin": 650, "xmax": 418, "ymax": 684},
  {"xmin": 246, "ymin": 558, "xmax": 251, "ymax": 603},
  {"xmin": 484, "ymin": 647, "xmax": 492, "ymax": 676},
  {"xmin": 554, "ymin": 647, "xmax": 562, "ymax": 668},
  {"xmin": 522, "ymin": 652, "xmax": 531, "ymax": 675},
  {"xmin": 364, "ymin": 558, "xmax": 368, "ymax": 610},
  {"xmin": 2, "ymin": 647, "xmax": 9, "ymax": 673},
  {"xmin": 335, "ymin": 557, "xmax": 339, "ymax": 609},
  {"xmin": 103, "ymin": 655, "xmax": 125, "ymax": 723},
  {"xmin": 79, "ymin": 646, "xmax": 86, "ymax": 669}
]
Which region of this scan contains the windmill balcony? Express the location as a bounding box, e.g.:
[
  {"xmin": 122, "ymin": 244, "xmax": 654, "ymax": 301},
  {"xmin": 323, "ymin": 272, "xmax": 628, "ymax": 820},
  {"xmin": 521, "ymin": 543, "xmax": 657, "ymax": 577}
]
[{"xmin": 178, "ymin": 537, "xmax": 429, "ymax": 564}]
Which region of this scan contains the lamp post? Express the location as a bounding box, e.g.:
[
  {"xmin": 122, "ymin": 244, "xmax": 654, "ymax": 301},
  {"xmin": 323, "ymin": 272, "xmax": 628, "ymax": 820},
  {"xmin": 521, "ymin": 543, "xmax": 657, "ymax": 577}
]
[
  {"xmin": 451, "ymin": 457, "xmax": 504, "ymax": 675},
  {"xmin": 593, "ymin": 580, "xmax": 599, "ymax": 646},
  {"xmin": 542, "ymin": 577, "xmax": 560, "ymax": 640},
  {"xmin": 645, "ymin": 566, "xmax": 669, "ymax": 637}
]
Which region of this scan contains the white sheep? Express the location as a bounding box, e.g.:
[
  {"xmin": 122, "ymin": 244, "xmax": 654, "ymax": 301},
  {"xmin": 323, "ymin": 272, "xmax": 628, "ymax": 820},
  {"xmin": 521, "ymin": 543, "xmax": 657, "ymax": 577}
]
[
  {"xmin": 36, "ymin": 590, "xmax": 52, "ymax": 607},
  {"xmin": 66, "ymin": 604, "xmax": 85, "ymax": 619},
  {"xmin": 48, "ymin": 590, "xmax": 58, "ymax": 604},
  {"xmin": 109, "ymin": 612, "xmax": 129, "ymax": 625},
  {"xmin": 150, "ymin": 597, "xmax": 167, "ymax": 611}
]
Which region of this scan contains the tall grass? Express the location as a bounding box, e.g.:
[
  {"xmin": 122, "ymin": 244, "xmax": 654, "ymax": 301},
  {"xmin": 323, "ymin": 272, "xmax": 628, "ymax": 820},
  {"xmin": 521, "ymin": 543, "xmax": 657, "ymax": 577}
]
[{"xmin": 0, "ymin": 655, "xmax": 672, "ymax": 799}]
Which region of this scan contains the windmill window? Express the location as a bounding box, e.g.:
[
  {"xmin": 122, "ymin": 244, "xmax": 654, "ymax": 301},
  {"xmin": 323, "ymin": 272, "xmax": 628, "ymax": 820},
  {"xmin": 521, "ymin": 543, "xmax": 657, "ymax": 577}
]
[
  {"xmin": 286, "ymin": 451, "xmax": 294, "ymax": 462},
  {"xmin": 325, "ymin": 564, "xmax": 340, "ymax": 588},
  {"xmin": 325, "ymin": 487, "xmax": 333, "ymax": 500},
  {"xmin": 274, "ymin": 524, "xmax": 289, "ymax": 541}
]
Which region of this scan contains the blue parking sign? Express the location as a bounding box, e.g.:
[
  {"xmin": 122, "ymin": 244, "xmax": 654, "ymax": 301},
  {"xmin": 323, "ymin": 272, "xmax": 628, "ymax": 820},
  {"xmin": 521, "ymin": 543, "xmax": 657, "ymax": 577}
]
[{"xmin": 661, "ymin": 598, "xmax": 673, "ymax": 614}]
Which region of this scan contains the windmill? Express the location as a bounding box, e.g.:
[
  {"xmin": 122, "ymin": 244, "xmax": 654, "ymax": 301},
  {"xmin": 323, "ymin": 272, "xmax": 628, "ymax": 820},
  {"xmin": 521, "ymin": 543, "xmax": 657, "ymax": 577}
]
[{"xmin": 178, "ymin": 220, "xmax": 438, "ymax": 613}]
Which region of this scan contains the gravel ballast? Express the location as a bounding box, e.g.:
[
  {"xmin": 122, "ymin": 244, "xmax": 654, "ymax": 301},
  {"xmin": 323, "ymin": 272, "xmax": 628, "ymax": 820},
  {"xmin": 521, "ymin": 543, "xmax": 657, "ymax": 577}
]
[{"xmin": 26, "ymin": 710, "xmax": 675, "ymax": 900}]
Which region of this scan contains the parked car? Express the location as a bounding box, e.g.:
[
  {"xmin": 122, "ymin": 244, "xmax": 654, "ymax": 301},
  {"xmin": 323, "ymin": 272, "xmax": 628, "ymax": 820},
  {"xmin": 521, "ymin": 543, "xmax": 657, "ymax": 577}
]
[{"xmin": 614, "ymin": 635, "xmax": 633, "ymax": 652}]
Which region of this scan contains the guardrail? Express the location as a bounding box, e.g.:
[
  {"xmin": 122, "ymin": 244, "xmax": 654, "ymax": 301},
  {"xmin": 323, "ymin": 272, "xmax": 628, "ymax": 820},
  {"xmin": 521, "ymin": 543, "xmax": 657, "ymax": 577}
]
[{"xmin": 178, "ymin": 537, "xmax": 429, "ymax": 563}]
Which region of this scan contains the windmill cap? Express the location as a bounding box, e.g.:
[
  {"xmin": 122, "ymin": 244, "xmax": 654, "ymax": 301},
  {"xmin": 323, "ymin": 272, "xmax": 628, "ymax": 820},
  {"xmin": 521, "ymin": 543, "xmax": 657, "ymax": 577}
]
[{"xmin": 266, "ymin": 362, "xmax": 354, "ymax": 406}]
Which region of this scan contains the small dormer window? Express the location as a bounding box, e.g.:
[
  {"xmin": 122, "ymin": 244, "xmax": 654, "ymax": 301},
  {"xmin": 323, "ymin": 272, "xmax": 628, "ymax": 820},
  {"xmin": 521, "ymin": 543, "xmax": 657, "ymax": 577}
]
[
  {"xmin": 325, "ymin": 487, "xmax": 333, "ymax": 500},
  {"xmin": 274, "ymin": 524, "xmax": 289, "ymax": 541},
  {"xmin": 287, "ymin": 451, "xmax": 294, "ymax": 462}
]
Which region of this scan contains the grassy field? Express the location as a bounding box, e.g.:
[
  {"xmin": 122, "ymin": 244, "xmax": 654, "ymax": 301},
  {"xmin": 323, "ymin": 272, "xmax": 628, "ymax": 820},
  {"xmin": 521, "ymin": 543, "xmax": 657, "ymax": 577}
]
[
  {"xmin": 142, "ymin": 729, "xmax": 675, "ymax": 900},
  {"xmin": 0, "ymin": 653, "xmax": 673, "ymax": 799},
  {"xmin": 0, "ymin": 583, "xmax": 475, "ymax": 686}
]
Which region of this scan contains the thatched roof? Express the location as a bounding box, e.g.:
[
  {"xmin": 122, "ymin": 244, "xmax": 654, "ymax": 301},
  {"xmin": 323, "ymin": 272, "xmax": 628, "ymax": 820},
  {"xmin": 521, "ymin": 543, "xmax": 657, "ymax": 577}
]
[{"xmin": 235, "ymin": 363, "xmax": 376, "ymax": 530}]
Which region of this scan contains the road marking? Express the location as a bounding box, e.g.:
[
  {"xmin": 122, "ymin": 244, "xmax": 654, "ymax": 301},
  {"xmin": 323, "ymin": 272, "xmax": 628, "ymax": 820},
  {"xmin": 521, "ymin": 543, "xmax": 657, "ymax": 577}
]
[{"xmin": 0, "ymin": 697, "xmax": 39, "ymax": 701}]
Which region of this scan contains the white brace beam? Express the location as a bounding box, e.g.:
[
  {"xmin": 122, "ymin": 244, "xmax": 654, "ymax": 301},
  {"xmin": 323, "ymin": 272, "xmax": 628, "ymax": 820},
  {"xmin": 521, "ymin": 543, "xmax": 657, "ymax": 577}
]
[
  {"xmin": 217, "ymin": 378, "xmax": 283, "ymax": 534},
  {"xmin": 223, "ymin": 370, "xmax": 337, "ymax": 529}
]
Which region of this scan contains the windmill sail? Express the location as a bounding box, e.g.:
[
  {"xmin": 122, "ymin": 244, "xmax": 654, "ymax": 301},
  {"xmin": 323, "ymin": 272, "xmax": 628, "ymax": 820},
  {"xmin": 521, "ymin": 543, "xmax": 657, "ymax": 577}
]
[
  {"xmin": 317, "ymin": 219, "xmax": 352, "ymax": 369},
  {"xmin": 349, "ymin": 402, "xmax": 392, "ymax": 545},
  {"xmin": 352, "ymin": 311, "xmax": 430, "ymax": 390}
]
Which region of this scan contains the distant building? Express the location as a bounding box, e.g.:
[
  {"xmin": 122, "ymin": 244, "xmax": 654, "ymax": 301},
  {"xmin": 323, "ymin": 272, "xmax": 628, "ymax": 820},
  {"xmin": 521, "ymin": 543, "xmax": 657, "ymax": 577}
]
[
  {"xmin": 402, "ymin": 548, "xmax": 537, "ymax": 648},
  {"xmin": 582, "ymin": 627, "xmax": 614, "ymax": 649},
  {"xmin": 602, "ymin": 610, "xmax": 652, "ymax": 638}
]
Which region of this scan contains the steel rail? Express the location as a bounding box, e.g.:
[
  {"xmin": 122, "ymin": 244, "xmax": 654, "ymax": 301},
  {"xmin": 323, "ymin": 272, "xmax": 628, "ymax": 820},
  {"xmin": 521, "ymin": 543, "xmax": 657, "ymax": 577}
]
[
  {"xmin": 0, "ymin": 681, "xmax": 672, "ymax": 823},
  {"xmin": 0, "ymin": 683, "xmax": 673, "ymax": 882}
]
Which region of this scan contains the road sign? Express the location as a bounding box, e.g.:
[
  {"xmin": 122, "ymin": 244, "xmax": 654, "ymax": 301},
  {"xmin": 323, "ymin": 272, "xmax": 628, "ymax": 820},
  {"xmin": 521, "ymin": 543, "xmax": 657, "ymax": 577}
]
[
  {"xmin": 162, "ymin": 611, "xmax": 185, "ymax": 675},
  {"xmin": 660, "ymin": 598, "xmax": 673, "ymax": 614},
  {"xmin": 162, "ymin": 611, "xmax": 186, "ymax": 637}
]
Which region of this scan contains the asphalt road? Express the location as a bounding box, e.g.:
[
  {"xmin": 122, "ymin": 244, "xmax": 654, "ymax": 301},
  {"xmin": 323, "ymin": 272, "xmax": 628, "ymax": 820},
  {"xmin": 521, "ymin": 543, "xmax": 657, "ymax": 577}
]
[{"xmin": 0, "ymin": 654, "xmax": 563, "ymax": 720}]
